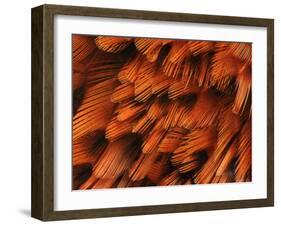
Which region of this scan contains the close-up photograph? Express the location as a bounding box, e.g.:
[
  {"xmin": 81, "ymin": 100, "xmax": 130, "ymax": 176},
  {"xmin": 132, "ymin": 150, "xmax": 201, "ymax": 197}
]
[
  {"xmin": 0, "ymin": 0, "xmax": 279, "ymax": 226},
  {"xmin": 72, "ymin": 35, "xmax": 252, "ymax": 190}
]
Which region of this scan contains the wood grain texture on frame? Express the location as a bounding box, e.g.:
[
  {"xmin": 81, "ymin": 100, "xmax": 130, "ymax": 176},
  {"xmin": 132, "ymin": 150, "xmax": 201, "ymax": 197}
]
[{"xmin": 31, "ymin": 4, "xmax": 274, "ymax": 221}]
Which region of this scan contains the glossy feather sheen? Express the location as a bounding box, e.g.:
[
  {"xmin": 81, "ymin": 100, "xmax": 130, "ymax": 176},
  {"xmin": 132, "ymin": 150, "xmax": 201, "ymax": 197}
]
[{"xmin": 72, "ymin": 35, "xmax": 252, "ymax": 189}]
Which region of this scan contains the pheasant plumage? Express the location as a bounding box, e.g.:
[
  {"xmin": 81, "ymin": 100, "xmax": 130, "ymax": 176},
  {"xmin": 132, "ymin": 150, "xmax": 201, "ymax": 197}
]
[{"xmin": 72, "ymin": 35, "xmax": 252, "ymax": 190}]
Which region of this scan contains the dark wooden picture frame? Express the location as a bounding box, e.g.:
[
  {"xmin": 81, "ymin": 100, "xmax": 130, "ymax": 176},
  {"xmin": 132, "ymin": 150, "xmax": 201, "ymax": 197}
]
[{"xmin": 31, "ymin": 4, "xmax": 274, "ymax": 221}]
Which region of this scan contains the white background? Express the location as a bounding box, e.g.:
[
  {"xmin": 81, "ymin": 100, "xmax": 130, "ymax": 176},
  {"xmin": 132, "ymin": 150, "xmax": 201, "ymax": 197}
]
[{"xmin": 0, "ymin": 0, "xmax": 279, "ymax": 225}]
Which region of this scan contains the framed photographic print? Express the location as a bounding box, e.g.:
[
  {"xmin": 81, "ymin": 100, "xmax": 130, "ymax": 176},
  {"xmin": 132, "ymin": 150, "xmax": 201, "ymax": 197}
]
[{"xmin": 31, "ymin": 4, "xmax": 274, "ymax": 221}]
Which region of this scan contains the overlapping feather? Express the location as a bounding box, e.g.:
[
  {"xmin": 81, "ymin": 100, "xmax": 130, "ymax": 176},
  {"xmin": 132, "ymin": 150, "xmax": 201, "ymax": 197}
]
[{"xmin": 72, "ymin": 35, "xmax": 252, "ymax": 189}]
